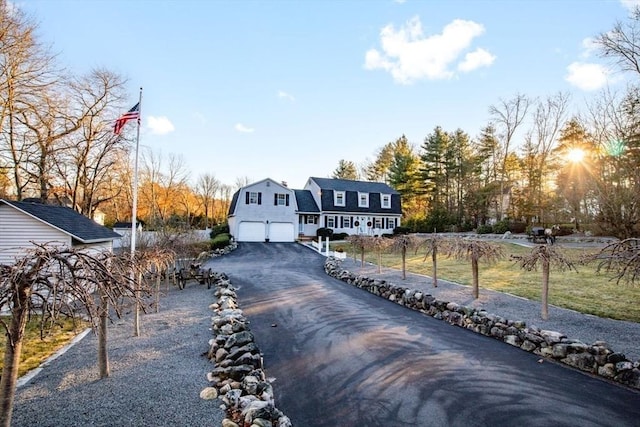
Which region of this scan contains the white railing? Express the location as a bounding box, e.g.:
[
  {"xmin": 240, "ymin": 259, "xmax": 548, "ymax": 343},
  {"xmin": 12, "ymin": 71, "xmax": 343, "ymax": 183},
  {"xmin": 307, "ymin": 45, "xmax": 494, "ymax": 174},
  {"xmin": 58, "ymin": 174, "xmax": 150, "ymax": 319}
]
[{"xmin": 311, "ymin": 237, "xmax": 346, "ymax": 259}]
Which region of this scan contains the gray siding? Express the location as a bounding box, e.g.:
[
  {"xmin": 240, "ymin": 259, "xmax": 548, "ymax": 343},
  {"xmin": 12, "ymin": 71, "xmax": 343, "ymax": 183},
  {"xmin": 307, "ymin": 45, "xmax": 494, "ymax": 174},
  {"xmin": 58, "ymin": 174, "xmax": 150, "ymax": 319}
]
[{"xmin": 0, "ymin": 204, "xmax": 70, "ymax": 264}]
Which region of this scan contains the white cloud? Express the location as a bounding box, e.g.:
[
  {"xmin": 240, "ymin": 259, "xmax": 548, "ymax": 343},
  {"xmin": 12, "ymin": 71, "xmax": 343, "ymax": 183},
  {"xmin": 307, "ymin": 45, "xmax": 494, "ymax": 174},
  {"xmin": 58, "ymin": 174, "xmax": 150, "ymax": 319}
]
[
  {"xmin": 235, "ymin": 123, "xmax": 254, "ymax": 133},
  {"xmin": 565, "ymin": 62, "xmax": 610, "ymax": 91},
  {"xmin": 621, "ymin": 0, "xmax": 640, "ymax": 11},
  {"xmin": 458, "ymin": 48, "xmax": 496, "ymax": 72},
  {"xmin": 580, "ymin": 37, "xmax": 598, "ymax": 59},
  {"xmin": 364, "ymin": 16, "xmax": 493, "ymax": 84},
  {"xmin": 278, "ymin": 90, "xmax": 295, "ymax": 102},
  {"xmin": 147, "ymin": 116, "xmax": 175, "ymax": 135}
]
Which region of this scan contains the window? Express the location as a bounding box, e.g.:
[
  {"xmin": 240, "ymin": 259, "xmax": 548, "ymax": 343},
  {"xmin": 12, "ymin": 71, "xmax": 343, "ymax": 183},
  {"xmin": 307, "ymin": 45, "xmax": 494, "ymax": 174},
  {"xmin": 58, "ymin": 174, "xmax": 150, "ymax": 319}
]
[
  {"xmin": 246, "ymin": 191, "xmax": 261, "ymax": 205},
  {"xmin": 274, "ymin": 193, "xmax": 289, "ymax": 206},
  {"xmin": 374, "ymin": 218, "xmax": 382, "ymax": 229},
  {"xmin": 358, "ymin": 192, "xmax": 369, "ymax": 208},
  {"xmin": 327, "ymin": 216, "xmax": 335, "ymax": 228},
  {"xmin": 343, "ymin": 216, "xmax": 351, "ymax": 228},
  {"xmin": 381, "ymin": 194, "xmax": 391, "ymax": 209},
  {"xmin": 334, "ymin": 191, "xmax": 345, "ymax": 207},
  {"xmin": 306, "ymin": 215, "xmax": 317, "ymax": 224}
]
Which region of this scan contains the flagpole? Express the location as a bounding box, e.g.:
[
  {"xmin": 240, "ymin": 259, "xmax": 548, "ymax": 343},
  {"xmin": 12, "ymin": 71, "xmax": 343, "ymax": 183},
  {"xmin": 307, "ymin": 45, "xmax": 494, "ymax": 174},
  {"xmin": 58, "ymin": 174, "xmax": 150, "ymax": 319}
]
[{"xmin": 130, "ymin": 87, "xmax": 143, "ymax": 259}]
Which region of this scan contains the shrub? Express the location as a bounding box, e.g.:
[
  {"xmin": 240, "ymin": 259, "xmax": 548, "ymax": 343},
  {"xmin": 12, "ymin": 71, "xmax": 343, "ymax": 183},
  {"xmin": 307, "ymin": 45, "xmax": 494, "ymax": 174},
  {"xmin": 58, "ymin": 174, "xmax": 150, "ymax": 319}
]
[
  {"xmin": 316, "ymin": 227, "xmax": 333, "ymax": 239},
  {"xmin": 331, "ymin": 232, "xmax": 349, "ymax": 241},
  {"xmin": 210, "ymin": 224, "xmax": 229, "ymax": 239},
  {"xmin": 493, "ymin": 220, "xmax": 510, "ymax": 234},
  {"xmin": 211, "ymin": 233, "xmax": 231, "ymax": 250},
  {"xmin": 508, "ymin": 221, "xmax": 527, "ymax": 233},
  {"xmin": 476, "ymin": 224, "xmax": 494, "ymax": 234},
  {"xmin": 393, "ymin": 226, "xmax": 411, "ymax": 235}
]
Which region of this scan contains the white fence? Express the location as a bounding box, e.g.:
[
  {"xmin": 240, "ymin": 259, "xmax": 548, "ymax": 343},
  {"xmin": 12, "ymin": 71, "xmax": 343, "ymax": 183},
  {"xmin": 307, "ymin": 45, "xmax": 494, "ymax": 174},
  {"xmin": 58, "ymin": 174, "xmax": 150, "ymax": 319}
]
[
  {"xmin": 113, "ymin": 229, "xmax": 212, "ymax": 250},
  {"xmin": 311, "ymin": 237, "xmax": 346, "ymax": 259}
]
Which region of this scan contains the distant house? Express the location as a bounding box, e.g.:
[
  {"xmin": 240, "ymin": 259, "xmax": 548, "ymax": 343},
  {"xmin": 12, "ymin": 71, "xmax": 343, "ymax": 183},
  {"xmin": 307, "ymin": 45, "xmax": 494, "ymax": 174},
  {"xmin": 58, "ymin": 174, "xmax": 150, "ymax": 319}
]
[
  {"xmin": 227, "ymin": 177, "xmax": 402, "ymax": 242},
  {"xmin": 0, "ymin": 199, "xmax": 122, "ymax": 265}
]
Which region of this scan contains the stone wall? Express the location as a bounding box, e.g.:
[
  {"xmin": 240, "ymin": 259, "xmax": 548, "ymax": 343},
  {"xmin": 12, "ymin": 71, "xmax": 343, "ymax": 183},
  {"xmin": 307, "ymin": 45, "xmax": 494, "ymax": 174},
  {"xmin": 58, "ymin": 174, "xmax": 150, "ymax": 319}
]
[
  {"xmin": 203, "ymin": 272, "xmax": 292, "ymax": 427},
  {"xmin": 324, "ymin": 257, "xmax": 640, "ymax": 390}
]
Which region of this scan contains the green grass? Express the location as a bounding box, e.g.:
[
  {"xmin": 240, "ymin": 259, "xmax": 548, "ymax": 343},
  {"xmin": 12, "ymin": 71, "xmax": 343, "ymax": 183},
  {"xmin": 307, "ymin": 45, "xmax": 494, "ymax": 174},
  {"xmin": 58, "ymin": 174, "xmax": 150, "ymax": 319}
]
[
  {"xmin": 335, "ymin": 242, "xmax": 640, "ymax": 323},
  {"xmin": 0, "ymin": 316, "xmax": 89, "ymax": 378}
]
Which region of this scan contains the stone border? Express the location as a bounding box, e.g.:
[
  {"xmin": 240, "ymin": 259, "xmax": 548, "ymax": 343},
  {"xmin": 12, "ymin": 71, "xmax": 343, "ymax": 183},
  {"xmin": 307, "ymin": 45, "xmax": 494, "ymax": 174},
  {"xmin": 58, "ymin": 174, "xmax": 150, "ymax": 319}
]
[
  {"xmin": 203, "ymin": 272, "xmax": 292, "ymax": 427},
  {"xmin": 324, "ymin": 257, "xmax": 640, "ymax": 390}
]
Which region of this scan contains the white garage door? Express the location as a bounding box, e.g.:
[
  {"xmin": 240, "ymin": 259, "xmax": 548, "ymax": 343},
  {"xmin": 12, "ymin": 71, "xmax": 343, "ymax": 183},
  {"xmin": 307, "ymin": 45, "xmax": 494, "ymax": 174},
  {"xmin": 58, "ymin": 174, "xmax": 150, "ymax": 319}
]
[
  {"xmin": 237, "ymin": 221, "xmax": 266, "ymax": 242},
  {"xmin": 268, "ymin": 222, "xmax": 295, "ymax": 242}
]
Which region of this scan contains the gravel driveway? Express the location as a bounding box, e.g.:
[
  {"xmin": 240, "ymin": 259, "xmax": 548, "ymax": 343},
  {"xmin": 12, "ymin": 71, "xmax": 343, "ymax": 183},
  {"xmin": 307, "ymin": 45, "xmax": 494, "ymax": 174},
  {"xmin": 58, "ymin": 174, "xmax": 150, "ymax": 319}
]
[{"xmin": 11, "ymin": 281, "xmax": 224, "ymax": 427}]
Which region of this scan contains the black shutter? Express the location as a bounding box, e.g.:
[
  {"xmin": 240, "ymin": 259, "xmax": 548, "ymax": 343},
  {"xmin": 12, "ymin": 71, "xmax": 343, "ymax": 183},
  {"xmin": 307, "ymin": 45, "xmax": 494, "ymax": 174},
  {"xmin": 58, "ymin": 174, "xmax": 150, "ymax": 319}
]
[
  {"xmin": 258, "ymin": 192, "xmax": 262, "ymax": 205},
  {"xmin": 340, "ymin": 216, "xmax": 344, "ymax": 228},
  {"xmin": 324, "ymin": 216, "xmax": 327, "ymax": 227},
  {"xmin": 274, "ymin": 194, "xmax": 278, "ymax": 205},
  {"xmin": 286, "ymin": 194, "xmax": 290, "ymax": 206},
  {"xmin": 245, "ymin": 192, "xmax": 249, "ymax": 204}
]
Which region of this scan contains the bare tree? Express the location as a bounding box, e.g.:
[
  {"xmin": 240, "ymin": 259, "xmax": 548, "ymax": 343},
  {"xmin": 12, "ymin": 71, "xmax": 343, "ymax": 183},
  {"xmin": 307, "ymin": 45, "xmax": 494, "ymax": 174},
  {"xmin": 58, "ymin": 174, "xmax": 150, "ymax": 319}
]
[
  {"xmin": 0, "ymin": 245, "xmax": 153, "ymax": 427},
  {"xmin": 595, "ymin": 7, "xmax": 640, "ymax": 76},
  {"xmin": 449, "ymin": 238, "xmax": 504, "ymax": 299},
  {"xmin": 54, "ymin": 68, "xmax": 129, "ymax": 217},
  {"xmin": 420, "ymin": 234, "xmax": 450, "ymax": 287},
  {"xmin": 365, "ymin": 235, "xmax": 392, "ymax": 273},
  {"xmin": 195, "ymin": 173, "xmax": 219, "ymax": 229},
  {"xmin": 347, "ymin": 234, "xmax": 368, "ymax": 267},
  {"xmin": 489, "ymin": 93, "xmax": 531, "ymax": 219},
  {"xmin": 390, "ymin": 233, "xmax": 423, "ymax": 279},
  {"xmin": 0, "ymin": 1, "xmax": 58, "ymax": 200},
  {"xmin": 512, "ymin": 244, "xmax": 577, "ymax": 320},
  {"xmin": 593, "ymin": 238, "xmax": 640, "ymax": 284}
]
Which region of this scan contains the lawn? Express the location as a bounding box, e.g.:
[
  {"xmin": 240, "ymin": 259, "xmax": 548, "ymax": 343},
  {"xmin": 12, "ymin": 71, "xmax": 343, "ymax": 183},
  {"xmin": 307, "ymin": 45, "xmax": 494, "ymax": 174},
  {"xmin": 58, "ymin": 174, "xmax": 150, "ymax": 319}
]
[
  {"xmin": 335, "ymin": 241, "xmax": 640, "ymax": 323},
  {"xmin": 0, "ymin": 317, "xmax": 90, "ymax": 379}
]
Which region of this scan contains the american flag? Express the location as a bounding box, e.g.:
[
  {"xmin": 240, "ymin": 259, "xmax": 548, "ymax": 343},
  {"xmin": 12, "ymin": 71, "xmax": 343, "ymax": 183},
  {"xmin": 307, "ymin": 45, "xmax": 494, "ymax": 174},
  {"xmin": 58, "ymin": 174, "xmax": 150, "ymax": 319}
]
[{"xmin": 114, "ymin": 102, "xmax": 140, "ymax": 135}]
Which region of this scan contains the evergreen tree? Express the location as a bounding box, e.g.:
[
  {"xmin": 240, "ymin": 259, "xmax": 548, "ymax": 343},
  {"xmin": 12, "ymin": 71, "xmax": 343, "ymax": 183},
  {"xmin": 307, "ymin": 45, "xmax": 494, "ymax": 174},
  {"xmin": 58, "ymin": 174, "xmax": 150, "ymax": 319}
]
[{"xmin": 332, "ymin": 159, "xmax": 359, "ymax": 180}]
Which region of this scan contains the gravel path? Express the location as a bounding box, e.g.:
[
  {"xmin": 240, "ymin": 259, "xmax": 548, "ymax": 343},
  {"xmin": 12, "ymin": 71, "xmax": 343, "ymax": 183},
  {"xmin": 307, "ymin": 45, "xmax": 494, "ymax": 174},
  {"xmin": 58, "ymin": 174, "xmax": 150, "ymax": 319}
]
[
  {"xmin": 11, "ymin": 281, "xmax": 224, "ymax": 427},
  {"xmin": 338, "ymin": 256, "xmax": 640, "ymax": 362}
]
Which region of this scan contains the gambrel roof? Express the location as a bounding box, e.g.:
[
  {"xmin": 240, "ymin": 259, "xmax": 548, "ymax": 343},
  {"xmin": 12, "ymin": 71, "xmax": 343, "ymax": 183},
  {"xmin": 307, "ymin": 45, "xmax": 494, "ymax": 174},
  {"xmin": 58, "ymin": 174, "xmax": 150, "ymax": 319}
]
[
  {"xmin": 0, "ymin": 199, "xmax": 121, "ymax": 243},
  {"xmin": 309, "ymin": 177, "xmax": 400, "ymax": 194}
]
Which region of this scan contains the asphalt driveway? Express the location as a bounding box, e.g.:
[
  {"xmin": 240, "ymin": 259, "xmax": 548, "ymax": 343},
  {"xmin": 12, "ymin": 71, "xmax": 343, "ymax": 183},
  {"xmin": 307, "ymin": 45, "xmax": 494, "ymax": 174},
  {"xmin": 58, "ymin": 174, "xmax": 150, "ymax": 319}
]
[{"xmin": 207, "ymin": 242, "xmax": 640, "ymax": 427}]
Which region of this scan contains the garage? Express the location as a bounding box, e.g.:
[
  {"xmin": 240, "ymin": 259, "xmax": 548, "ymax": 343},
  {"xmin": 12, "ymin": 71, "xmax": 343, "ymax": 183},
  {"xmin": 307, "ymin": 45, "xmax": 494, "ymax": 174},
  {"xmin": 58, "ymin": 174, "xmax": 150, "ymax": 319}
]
[
  {"xmin": 237, "ymin": 221, "xmax": 266, "ymax": 242},
  {"xmin": 268, "ymin": 222, "xmax": 295, "ymax": 242}
]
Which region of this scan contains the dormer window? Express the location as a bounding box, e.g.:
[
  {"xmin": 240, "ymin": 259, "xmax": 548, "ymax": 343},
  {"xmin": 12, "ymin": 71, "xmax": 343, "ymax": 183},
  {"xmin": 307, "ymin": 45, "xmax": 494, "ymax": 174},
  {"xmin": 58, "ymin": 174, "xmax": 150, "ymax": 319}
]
[
  {"xmin": 334, "ymin": 191, "xmax": 345, "ymax": 207},
  {"xmin": 358, "ymin": 192, "xmax": 369, "ymax": 208},
  {"xmin": 381, "ymin": 194, "xmax": 391, "ymax": 209}
]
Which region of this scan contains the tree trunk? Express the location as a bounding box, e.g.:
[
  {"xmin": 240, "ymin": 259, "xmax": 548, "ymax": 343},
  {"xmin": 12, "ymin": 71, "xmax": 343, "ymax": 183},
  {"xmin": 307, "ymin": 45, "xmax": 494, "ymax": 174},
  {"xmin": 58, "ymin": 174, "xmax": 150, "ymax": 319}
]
[
  {"xmin": 432, "ymin": 248, "xmax": 438, "ymax": 288},
  {"xmin": 0, "ymin": 285, "xmax": 30, "ymax": 427},
  {"xmin": 377, "ymin": 251, "xmax": 382, "ymax": 274},
  {"xmin": 133, "ymin": 273, "xmax": 141, "ymax": 337},
  {"xmin": 541, "ymin": 259, "xmax": 550, "ymax": 320},
  {"xmin": 98, "ymin": 288, "xmax": 110, "ymax": 378},
  {"xmin": 360, "ymin": 248, "xmax": 365, "ymax": 268},
  {"xmin": 401, "ymin": 247, "xmax": 406, "ymax": 280},
  {"xmin": 472, "ymin": 257, "xmax": 479, "ymax": 299}
]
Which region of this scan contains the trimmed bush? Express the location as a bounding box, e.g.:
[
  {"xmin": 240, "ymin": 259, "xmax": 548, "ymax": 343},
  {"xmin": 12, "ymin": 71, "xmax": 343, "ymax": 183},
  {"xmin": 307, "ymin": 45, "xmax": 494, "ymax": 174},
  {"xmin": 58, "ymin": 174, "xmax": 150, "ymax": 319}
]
[
  {"xmin": 493, "ymin": 220, "xmax": 510, "ymax": 234},
  {"xmin": 393, "ymin": 226, "xmax": 411, "ymax": 235},
  {"xmin": 210, "ymin": 224, "xmax": 229, "ymax": 239},
  {"xmin": 316, "ymin": 227, "xmax": 333, "ymax": 239},
  {"xmin": 331, "ymin": 232, "xmax": 349, "ymax": 241},
  {"xmin": 476, "ymin": 224, "xmax": 494, "ymax": 234},
  {"xmin": 211, "ymin": 233, "xmax": 231, "ymax": 250}
]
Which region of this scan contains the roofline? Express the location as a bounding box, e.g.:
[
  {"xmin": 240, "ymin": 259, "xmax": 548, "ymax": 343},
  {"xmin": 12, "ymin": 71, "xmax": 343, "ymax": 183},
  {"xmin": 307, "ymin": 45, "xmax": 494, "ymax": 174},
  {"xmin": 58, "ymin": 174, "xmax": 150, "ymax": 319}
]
[{"xmin": 0, "ymin": 199, "xmax": 117, "ymax": 244}]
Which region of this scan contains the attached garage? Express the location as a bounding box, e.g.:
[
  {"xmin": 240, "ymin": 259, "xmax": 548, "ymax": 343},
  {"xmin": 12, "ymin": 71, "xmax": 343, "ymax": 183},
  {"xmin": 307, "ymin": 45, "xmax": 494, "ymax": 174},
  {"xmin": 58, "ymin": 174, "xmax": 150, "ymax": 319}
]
[
  {"xmin": 268, "ymin": 222, "xmax": 295, "ymax": 242},
  {"xmin": 237, "ymin": 221, "xmax": 266, "ymax": 242}
]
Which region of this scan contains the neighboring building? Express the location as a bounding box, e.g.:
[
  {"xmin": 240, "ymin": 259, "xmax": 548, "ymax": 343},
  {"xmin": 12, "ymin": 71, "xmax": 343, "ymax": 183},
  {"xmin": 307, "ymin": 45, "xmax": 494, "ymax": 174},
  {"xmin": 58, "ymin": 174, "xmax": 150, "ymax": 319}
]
[
  {"xmin": 228, "ymin": 177, "xmax": 402, "ymax": 242},
  {"xmin": 0, "ymin": 199, "xmax": 122, "ymax": 265}
]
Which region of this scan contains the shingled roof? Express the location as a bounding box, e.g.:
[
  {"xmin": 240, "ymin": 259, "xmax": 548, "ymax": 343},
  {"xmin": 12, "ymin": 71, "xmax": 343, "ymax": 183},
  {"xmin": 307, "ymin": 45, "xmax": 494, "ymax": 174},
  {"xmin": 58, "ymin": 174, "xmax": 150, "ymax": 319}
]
[
  {"xmin": 1, "ymin": 199, "xmax": 121, "ymax": 243},
  {"xmin": 309, "ymin": 177, "xmax": 400, "ymax": 194},
  {"xmin": 294, "ymin": 189, "xmax": 320, "ymax": 213}
]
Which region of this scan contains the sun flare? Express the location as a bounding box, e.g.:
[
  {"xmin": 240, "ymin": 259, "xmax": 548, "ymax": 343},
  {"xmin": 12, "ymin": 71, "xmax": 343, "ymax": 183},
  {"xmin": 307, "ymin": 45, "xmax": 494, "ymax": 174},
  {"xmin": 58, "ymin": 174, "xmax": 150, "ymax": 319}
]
[{"xmin": 566, "ymin": 148, "xmax": 585, "ymax": 163}]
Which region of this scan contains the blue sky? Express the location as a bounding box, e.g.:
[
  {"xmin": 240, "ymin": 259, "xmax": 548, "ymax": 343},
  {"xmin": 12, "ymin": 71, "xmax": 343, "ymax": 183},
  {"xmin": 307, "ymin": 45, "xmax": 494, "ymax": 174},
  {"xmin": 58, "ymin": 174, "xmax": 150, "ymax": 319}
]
[{"xmin": 21, "ymin": 0, "xmax": 639, "ymax": 189}]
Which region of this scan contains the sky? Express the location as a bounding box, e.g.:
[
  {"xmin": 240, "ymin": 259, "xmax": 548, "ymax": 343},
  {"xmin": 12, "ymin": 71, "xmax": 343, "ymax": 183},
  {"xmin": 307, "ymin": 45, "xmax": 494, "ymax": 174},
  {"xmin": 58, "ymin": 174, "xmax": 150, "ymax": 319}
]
[{"xmin": 19, "ymin": 0, "xmax": 640, "ymax": 190}]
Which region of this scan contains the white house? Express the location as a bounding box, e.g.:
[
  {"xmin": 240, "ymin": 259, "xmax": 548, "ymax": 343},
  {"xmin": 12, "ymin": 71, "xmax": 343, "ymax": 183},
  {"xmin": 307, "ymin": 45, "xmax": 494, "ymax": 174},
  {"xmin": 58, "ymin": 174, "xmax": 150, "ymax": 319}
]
[
  {"xmin": 227, "ymin": 177, "xmax": 402, "ymax": 242},
  {"xmin": 0, "ymin": 199, "xmax": 122, "ymax": 265}
]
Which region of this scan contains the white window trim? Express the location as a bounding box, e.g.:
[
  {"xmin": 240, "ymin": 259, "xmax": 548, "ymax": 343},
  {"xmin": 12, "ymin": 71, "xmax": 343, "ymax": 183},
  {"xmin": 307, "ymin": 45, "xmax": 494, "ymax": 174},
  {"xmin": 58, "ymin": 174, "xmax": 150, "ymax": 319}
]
[
  {"xmin": 277, "ymin": 193, "xmax": 287, "ymax": 205},
  {"xmin": 334, "ymin": 191, "xmax": 346, "ymax": 207},
  {"xmin": 249, "ymin": 191, "xmax": 259, "ymax": 204},
  {"xmin": 358, "ymin": 192, "xmax": 369, "ymax": 208},
  {"xmin": 327, "ymin": 216, "xmax": 335, "ymax": 228},
  {"xmin": 381, "ymin": 193, "xmax": 391, "ymax": 209}
]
